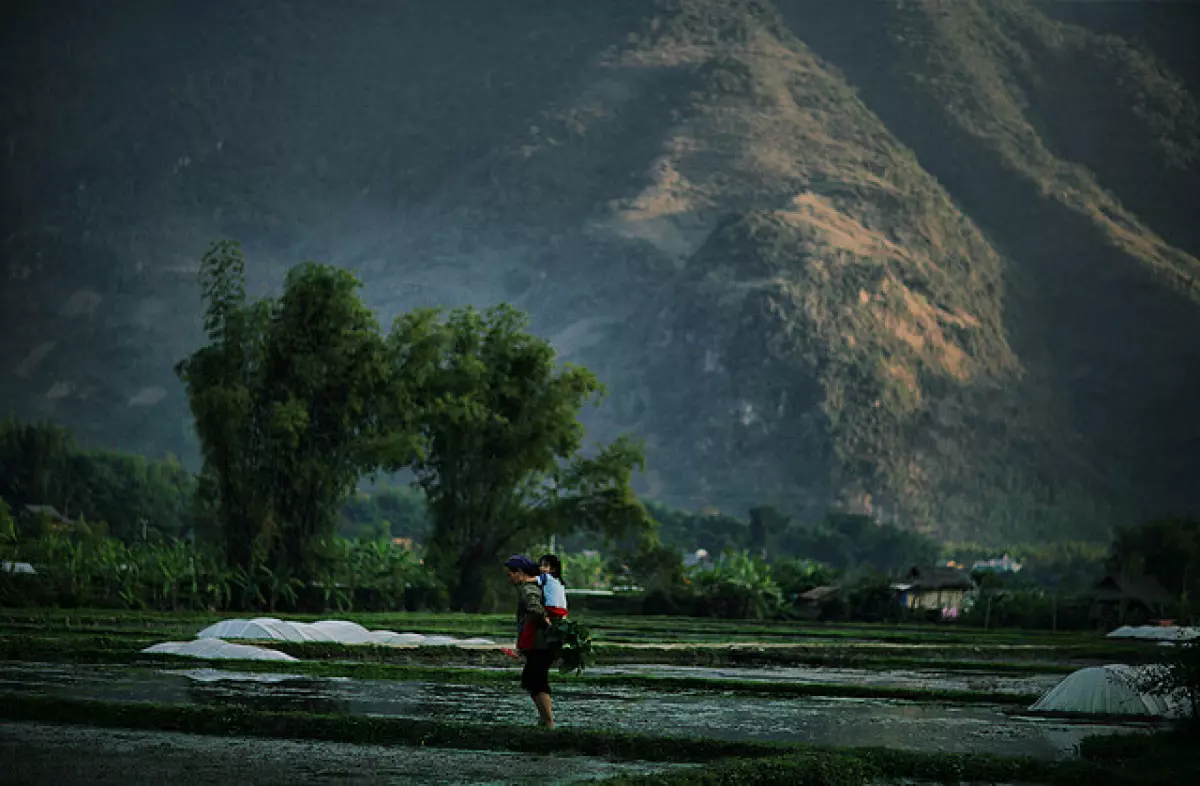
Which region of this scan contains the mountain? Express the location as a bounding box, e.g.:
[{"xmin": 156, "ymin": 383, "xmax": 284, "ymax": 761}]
[{"xmin": 3, "ymin": 0, "xmax": 1199, "ymax": 543}]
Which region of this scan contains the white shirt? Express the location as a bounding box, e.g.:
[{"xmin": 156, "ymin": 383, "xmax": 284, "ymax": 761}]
[{"xmin": 538, "ymin": 573, "xmax": 567, "ymax": 609}]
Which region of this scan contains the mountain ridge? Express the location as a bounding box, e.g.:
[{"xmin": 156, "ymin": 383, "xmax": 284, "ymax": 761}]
[{"xmin": 3, "ymin": 0, "xmax": 1198, "ymax": 542}]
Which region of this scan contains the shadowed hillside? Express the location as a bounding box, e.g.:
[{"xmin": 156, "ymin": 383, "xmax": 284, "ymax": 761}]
[{"xmin": 2, "ymin": 0, "xmax": 1198, "ymax": 542}]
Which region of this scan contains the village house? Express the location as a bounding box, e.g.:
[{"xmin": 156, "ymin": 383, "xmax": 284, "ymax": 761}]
[
  {"xmin": 793, "ymin": 585, "xmax": 839, "ymax": 621},
  {"xmin": 20, "ymin": 504, "xmax": 77, "ymax": 532},
  {"xmin": 892, "ymin": 565, "xmax": 976, "ymax": 613},
  {"xmin": 1090, "ymin": 573, "xmax": 1173, "ymax": 628}
]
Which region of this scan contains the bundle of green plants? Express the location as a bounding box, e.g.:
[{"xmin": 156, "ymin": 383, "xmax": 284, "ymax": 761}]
[{"xmin": 548, "ymin": 617, "xmax": 596, "ymax": 675}]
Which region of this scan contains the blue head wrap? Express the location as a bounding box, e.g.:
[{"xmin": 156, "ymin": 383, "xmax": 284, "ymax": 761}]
[{"xmin": 503, "ymin": 554, "xmax": 538, "ymax": 575}]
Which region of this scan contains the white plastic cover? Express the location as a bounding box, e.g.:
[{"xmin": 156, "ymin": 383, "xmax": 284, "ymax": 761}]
[
  {"xmin": 142, "ymin": 638, "xmax": 298, "ymax": 661},
  {"xmin": 1029, "ymin": 664, "xmax": 1190, "ymax": 718},
  {"xmin": 1, "ymin": 561, "xmax": 36, "ymax": 574},
  {"xmin": 165, "ymin": 668, "xmax": 309, "ymax": 683},
  {"xmin": 194, "ymin": 617, "xmax": 494, "ymax": 647},
  {"xmin": 1105, "ymin": 625, "xmax": 1200, "ymax": 642}
]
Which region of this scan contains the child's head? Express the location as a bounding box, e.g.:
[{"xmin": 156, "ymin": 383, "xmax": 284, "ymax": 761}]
[{"xmin": 539, "ymin": 553, "xmax": 563, "ymax": 581}]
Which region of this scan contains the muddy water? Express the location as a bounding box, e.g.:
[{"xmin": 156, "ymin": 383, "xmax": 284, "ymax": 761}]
[
  {"xmin": 1, "ymin": 662, "xmax": 1145, "ymax": 761},
  {"xmin": 0, "ymin": 722, "xmax": 671, "ymax": 785},
  {"xmin": 589, "ymin": 664, "xmax": 1065, "ymax": 694}
]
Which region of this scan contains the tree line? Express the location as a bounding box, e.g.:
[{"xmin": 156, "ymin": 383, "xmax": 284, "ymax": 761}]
[
  {"xmin": 175, "ymin": 241, "xmax": 649, "ymax": 610},
  {"xmin": 4, "ymin": 239, "xmax": 1197, "ymax": 621}
]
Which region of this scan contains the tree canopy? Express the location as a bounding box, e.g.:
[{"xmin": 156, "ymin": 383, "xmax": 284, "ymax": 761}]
[
  {"xmin": 175, "ymin": 243, "xmax": 649, "ymax": 607},
  {"xmin": 176, "ymin": 241, "xmax": 403, "ymax": 580},
  {"xmin": 389, "ymin": 304, "xmax": 651, "ymax": 610},
  {"xmin": 1108, "ymin": 517, "xmax": 1200, "ymax": 606},
  {"xmin": 0, "ymin": 417, "xmax": 194, "ymax": 540}
]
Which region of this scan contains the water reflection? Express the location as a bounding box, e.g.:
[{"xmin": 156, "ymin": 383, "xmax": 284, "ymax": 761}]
[{"xmin": 0, "ymin": 661, "xmax": 1141, "ymax": 760}]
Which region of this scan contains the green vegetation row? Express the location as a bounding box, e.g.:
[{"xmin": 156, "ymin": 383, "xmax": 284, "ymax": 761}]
[
  {"xmin": 0, "ymin": 693, "xmax": 1187, "ymax": 786},
  {"xmin": 0, "ymin": 530, "xmax": 442, "ymax": 613}
]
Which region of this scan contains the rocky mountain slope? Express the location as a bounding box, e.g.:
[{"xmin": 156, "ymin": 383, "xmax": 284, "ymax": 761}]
[{"xmin": 3, "ymin": 0, "xmax": 1198, "ymax": 542}]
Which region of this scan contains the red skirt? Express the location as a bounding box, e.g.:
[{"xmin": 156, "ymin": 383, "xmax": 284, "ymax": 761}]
[{"xmin": 517, "ymin": 620, "xmax": 540, "ymax": 650}]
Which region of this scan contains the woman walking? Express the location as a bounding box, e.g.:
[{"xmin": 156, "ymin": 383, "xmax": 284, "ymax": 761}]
[{"xmin": 503, "ymin": 554, "xmax": 556, "ymax": 728}]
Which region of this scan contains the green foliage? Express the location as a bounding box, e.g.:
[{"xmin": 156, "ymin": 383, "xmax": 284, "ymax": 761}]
[
  {"xmin": 687, "ymin": 550, "xmax": 785, "ymax": 620},
  {"xmin": 0, "ymin": 418, "xmax": 195, "ymax": 540},
  {"xmin": 1077, "ymin": 727, "xmax": 1200, "ymax": 785},
  {"xmin": 1107, "ymin": 518, "xmax": 1200, "ymax": 619},
  {"xmin": 0, "ymin": 498, "xmax": 13, "ymax": 542},
  {"xmin": 772, "ymin": 558, "xmax": 838, "ymax": 602},
  {"xmin": 651, "ymin": 504, "xmax": 936, "ymax": 576},
  {"xmin": 338, "ymin": 485, "xmax": 430, "ymax": 542},
  {"xmin": 959, "ymin": 589, "xmax": 1093, "ymax": 631},
  {"xmin": 176, "ymin": 241, "xmax": 401, "ymax": 584},
  {"xmin": 546, "ymin": 617, "xmax": 595, "ymax": 675},
  {"xmin": 782, "ymin": 514, "xmax": 939, "ymax": 574},
  {"xmin": 0, "ymin": 531, "xmax": 440, "ymax": 612},
  {"xmin": 1134, "ymin": 640, "xmax": 1200, "ymax": 719},
  {"xmin": 0, "ymin": 417, "xmax": 76, "ymax": 509},
  {"xmin": 560, "ymin": 549, "xmax": 615, "ymax": 590},
  {"xmin": 649, "ymin": 502, "xmax": 748, "ymax": 555},
  {"xmin": 747, "ymin": 505, "xmax": 790, "ymax": 558},
  {"xmin": 819, "ymin": 574, "xmax": 905, "ymax": 624},
  {"xmin": 945, "ymin": 539, "xmax": 1108, "ymax": 592},
  {"xmin": 390, "ymin": 304, "xmax": 652, "ymax": 611}
]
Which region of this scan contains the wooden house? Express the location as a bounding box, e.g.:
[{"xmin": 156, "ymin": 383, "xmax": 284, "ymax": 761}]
[
  {"xmin": 1090, "ymin": 573, "xmax": 1173, "ymax": 628},
  {"xmin": 893, "ymin": 565, "xmax": 976, "ymax": 612}
]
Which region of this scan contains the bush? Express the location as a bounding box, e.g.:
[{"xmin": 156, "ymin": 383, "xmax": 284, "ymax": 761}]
[
  {"xmin": 819, "ymin": 574, "xmax": 905, "ymax": 623},
  {"xmin": 1134, "ymin": 639, "xmax": 1200, "ymax": 719},
  {"xmin": 0, "ymin": 529, "xmax": 443, "ymax": 613},
  {"xmin": 960, "ymin": 589, "xmax": 1093, "ymax": 631},
  {"xmin": 773, "ymin": 558, "xmax": 837, "ymax": 604},
  {"xmin": 688, "ymin": 551, "xmax": 784, "ymax": 619}
]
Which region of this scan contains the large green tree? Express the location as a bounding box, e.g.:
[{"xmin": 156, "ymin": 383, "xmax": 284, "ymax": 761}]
[
  {"xmin": 0, "ymin": 418, "xmax": 75, "ymax": 510},
  {"xmin": 0, "ymin": 418, "xmax": 193, "ymax": 539},
  {"xmin": 1108, "ymin": 518, "xmax": 1200, "ymax": 611},
  {"xmin": 176, "ymin": 241, "xmax": 408, "ymax": 581},
  {"xmin": 387, "ymin": 304, "xmax": 651, "ymax": 610}
]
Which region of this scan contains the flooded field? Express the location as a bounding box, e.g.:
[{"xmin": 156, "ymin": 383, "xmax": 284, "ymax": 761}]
[
  {"xmin": 0, "ymin": 722, "xmax": 672, "ymax": 785},
  {"xmin": 0, "ymin": 661, "xmax": 1145, "ymax": 760},
  {"xmin": 590, "ymin": 664, "xmax": 1065, "ymax": 695}
]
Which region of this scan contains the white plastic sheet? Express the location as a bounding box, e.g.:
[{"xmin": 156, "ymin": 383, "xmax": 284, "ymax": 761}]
[
  {"xmin": 194, "ymin": 617, "xmax": 494, "ymax": 647},
  {"xmin": 142, "ymin": 638, "xmax": 298, "ymax": 662},
  {"xmin": 1105, "ymin": 625, "xmax": 1200, "ymax": 642},
  {"xmin": 1029, "ymin": 664, "xmax": 1190, "ymax": 718}
]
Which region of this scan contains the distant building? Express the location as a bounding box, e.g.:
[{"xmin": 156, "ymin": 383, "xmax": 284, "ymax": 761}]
[
  {"xmin": 794, "ymin": 585, "xmax": 839, "ymax": 621},
  {"xmin": 893, "ymin": 565, "xmax": 976, "ymax": 612},
  {"xmin": 21, "ymin": 504, "xmax": 77, "ymax": 530},
  {"xmin": 971, "ymin": 554, "xmax": 1023, "ymax": 573},
  {"xmin": 1090, "ymin": 573, "xmax": 1173, "ymax": 628}
]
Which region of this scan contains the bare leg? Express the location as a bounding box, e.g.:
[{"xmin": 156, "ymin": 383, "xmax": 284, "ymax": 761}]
[{"xmin": 532, "ymin": 692, "xmax": 554, "ymax": 729}]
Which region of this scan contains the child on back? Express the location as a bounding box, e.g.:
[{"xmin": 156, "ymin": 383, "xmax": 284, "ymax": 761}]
[{"xmin": 537, "ymin": 553, "xmax": 568, "ymax": 623}]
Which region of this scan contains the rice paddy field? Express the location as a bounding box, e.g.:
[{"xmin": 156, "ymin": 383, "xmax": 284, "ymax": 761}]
[{"xmin": 0, "ymin": 609, "xmax": 1192, "ymax": 785}]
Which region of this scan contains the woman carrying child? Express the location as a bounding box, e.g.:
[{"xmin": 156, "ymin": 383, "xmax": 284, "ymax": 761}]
[{"xmin": 503, "ymin": 554, "xmax": 556, "ymax": 728}]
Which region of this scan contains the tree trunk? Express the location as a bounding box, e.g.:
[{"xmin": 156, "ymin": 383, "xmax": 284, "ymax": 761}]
[{"xmin": 449, "ymin": 544, "xmax": 490, "ymax": 612}]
